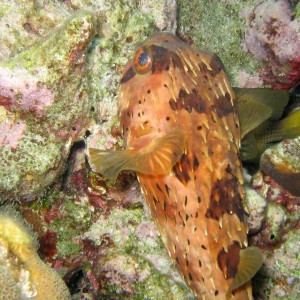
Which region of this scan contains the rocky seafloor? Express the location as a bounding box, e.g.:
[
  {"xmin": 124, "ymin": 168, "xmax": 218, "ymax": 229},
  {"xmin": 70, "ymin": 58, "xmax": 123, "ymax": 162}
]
[{"xmin": 0, "ymin": 0, "xmax": 299, "ymax": 299}]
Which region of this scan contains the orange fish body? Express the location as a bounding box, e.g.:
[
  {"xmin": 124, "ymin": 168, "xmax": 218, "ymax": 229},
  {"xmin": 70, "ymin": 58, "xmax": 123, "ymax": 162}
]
[{"xmin": 89, "ymin": 33, "xmax": 262, "ymax": 299}]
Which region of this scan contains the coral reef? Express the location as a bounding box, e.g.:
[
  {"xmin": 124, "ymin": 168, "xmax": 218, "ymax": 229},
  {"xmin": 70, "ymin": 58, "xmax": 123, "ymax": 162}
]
[
  {"xmin": 0, "ymin": 206, "xmax": 71, "ymax": 299},
  {"xmin": 249, "ymin": 137, "xmax": 300, "ymax": 299},
  {"xmin": 0, "ymin": 10, "xmax": 95, "ymax": 200}
]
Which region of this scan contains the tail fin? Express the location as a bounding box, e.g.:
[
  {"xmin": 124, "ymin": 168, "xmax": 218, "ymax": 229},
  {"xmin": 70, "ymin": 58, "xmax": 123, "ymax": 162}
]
[{"xmin": 279, "ymin": 110, "xmax": 300, "ymax": 139}]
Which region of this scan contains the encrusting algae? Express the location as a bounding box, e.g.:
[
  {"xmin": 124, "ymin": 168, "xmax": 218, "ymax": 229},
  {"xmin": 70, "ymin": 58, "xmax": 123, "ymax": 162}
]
[
  {"xmin": 0, "ymin": 206, "xmax": 71, "ymax": 300},
  {"xmin": 88, "ymin": 32, "xmax": 264, "ymax": 299}
]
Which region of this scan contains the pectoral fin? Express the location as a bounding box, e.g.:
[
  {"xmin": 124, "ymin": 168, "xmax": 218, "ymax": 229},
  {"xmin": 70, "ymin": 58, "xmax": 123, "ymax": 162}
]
[
  {"xmin": 238, "ymin": 102, "xmax": 272, "ymax": 139},
  {"xmin": 88, "ymin": 130, "xmax": 185, "ymax": 180},
  {"xmin": 228, "ymin": 247, "xmax": 263, "ymax": 294}
]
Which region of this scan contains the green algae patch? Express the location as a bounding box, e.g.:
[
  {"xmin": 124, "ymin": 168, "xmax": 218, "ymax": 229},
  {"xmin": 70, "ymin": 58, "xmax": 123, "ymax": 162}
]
[
  {"xmin": 3, "ymin": 11, "xmax": 95, "ymax": 83},
  {"xmin": 177, "ymin": 0, "xmax": 261, "ymax": 86},
  {"xmin": 49, "ymin": 195, "xmax": 92, "ymax": 258},
  {"xmin": 86, "ymin": 1, "xmax": 157, "ymax": 120}
]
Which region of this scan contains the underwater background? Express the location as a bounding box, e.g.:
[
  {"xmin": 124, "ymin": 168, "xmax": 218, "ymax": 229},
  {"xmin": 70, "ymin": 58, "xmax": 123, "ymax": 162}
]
[{"xmin": 0, "ymin": 0, "xmax": 299, "ymax": 299}]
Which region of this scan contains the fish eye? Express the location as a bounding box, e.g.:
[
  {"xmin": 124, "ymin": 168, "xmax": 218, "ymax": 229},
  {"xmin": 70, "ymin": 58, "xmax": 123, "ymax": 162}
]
[{"xmin": 133, "ymin": 47, "xmax": 152, "ymax": 73}]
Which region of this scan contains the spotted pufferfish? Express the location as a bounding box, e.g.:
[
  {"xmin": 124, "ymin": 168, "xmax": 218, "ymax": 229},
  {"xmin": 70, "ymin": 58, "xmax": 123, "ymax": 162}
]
[{"xmin": 88, "ymin": 33, "xmax": 263, "ymax": 300}]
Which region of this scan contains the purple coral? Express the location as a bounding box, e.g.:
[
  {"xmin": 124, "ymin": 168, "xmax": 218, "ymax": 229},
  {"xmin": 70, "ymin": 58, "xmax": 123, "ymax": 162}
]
[{"xmin": 244, "ymin": 0, "xmax": 300, "ymax": 88}]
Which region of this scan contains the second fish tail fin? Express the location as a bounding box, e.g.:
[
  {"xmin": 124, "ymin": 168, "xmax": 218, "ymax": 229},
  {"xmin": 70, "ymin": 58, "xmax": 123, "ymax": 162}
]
[{"xmin": 278, "ymin": 110, "xmax": 300, "ymax": 139}]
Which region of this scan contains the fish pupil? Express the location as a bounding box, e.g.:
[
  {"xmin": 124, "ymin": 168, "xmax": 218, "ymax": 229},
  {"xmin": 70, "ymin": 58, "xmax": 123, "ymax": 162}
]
[{"xmin": 138, "ymin": 52, "xmax": 149, "ymax": 67}]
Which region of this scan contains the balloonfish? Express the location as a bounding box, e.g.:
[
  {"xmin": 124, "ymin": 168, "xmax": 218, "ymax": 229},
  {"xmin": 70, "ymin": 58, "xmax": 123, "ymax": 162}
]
[{"xmin": 88, "ymin": 33, "xmax": 263, "ymax": 299}]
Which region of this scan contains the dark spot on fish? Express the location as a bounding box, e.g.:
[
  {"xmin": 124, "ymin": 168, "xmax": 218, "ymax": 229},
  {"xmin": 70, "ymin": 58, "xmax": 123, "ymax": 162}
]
[
  {"xmin": 210, "ymin": 54, "xmax": 225, "ymax": 75},
  {"xmin": 166, "ymin": 116, "xmax": 170, "ymax": 121},
  {"xmin": 147, "ymin": 89, "xmax": 151, "ymax": 94},
  {"xmin": 165, "ymin": 184, "xmax": 170, "ymax": 196},
  {"xmin": 171, "ymin": 89, "xmax": 208, "ymax": 114},
  {"xmin": 156, "ymin": 183, "xmax": 164, "ymax": 194},
  {"xmin": 176, "ymin": 256, "xmax": 179, "ymax": 264},
  {"xmin": 138, "ymin": 113, "xmax": 141, "ymax": 117},
  {"xmin": 189, "ymin": 273, "xmax": 193, "ymax": 281},
  {"xmin": 197, "ymin": 125, "xmax": 202, "ymax": 130},
  {"xmin": 127, "ymin": 111, "xmax": 130, "ymax": 117},
  {"xmin": 120, "ymin": 66, "xmax": 135, "ymax": 83},
  {"xmin": 173, "ymin": 153, "xmax": 191, "ymax": 185},
  {"xmin": 153, "ymin": 196, "xmax": 159, "ymax": 203},
  {"xmin": 212, "ymin": 93, "xmax": 233, "ymax": 118},
  {"xmin": 150, "ymin": 45, "xmax": 184, "ymax": 74},
  {"xmin": 201, "ymin": 276, "xmax": 205, "ymax": 282},
  {"xmin": 198, "ymin": 62, "xmax": 208, "ymax": 74},
  {"xmin": 205, "ymin": 174, "xmax": 244, "ymax": 221},
  {"xmin": 198, "ymin": 196, "xmax": 201, "ymax": 203},
  {"xmin": 235, "ymin": 122, "xmax": 239, "ymax": 128},
  {"xmin": 195, "ymin": 212, "xmax": 198, "ymax": 218},
  {"xmin": 225, "ymin": 92, "xmax": 231, "ymax": 101},
  {"xmin": 217, "ymin": 241, "xmax": 241, "ymax": 279},
  {"xmin": 193, "ymin": 154, "xmax": 199, "ymax": 169},
  {"xmin": 201, "ymin": 245, "xmax": 207, "ymax": 250},
  {"xmin": 163, "ymin": 200, "xmax": 167, "ymax": 211},
  {"xmin": 184, "ymin": 196, "xmax": 188, "ymax": 206},
  {"xmin": 169, "ymin": 99, "xmax": 178, "ymax": 111},
  {"xmin": 138, "ymin": 100, "xmax": 142, "ymax": 104},
  {"xmin": 178, "ymin": 211, "xmax": 185, "ymax": 224},
  {"xmin": 187, "ymin": 239, "xmax": 190, "ymax": 245},
  {"xmin": 186, "ymin": 214, "xmax": 189, "ymax": 221},
  {"xmin": 226, "ymin": 164, "xmax": 232, "ymax": 174},
  {"xmin": 164, "ymin": 84, "xmax": 168, "ymax": 88},
  {"xmin": 198, "ymin": 260, "xmax": 202, "ymax": 267},
  {"xmin": 215, "ymin": 290, "xmax": 219, "ymax": 296}
]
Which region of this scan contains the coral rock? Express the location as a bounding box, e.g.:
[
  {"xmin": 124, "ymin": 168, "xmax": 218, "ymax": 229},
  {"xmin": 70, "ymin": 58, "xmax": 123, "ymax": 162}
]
[
  {"xmin": 0, "ymin": 206, "xmax": 71, "ymax": 299},
  {"xmin": 0, "ymin": 11, "xmax": 95, "ymax": 201}
]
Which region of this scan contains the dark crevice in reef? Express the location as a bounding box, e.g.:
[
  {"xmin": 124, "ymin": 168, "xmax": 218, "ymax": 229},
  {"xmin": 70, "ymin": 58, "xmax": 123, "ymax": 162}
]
[{"xmin": 60, "ymin": 139, "xmax": 86, "ymax": 191}]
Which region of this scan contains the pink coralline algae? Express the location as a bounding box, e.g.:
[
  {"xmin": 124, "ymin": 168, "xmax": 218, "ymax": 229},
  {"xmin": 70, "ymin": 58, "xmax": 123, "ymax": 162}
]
[
  {"xmin": 0, "ymin": 67, "xmax": 54, "ymax": 115},
  {"xmin": 0, "ymin": 121, "xmax": 26, "ymax": 149},
  {"xmin": 244, "ymin": 0, "xmax": 300, "ymax": 89}
]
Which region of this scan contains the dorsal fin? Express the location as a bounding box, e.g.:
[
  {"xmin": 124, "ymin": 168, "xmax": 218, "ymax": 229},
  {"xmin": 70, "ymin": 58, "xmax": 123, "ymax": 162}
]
[
  {"xmin": 227, "ymin": 247, "xmax": 263, "ymax": 294},
  {"xmin": 88, "ymin": 129, "xmax": 185, "ymax": 180},
  {"xmin": 234, "ymin": 87, "xmax": 289, "ymax": 120}
]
